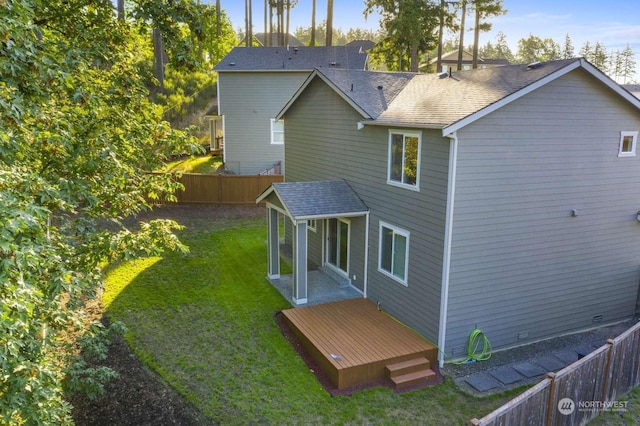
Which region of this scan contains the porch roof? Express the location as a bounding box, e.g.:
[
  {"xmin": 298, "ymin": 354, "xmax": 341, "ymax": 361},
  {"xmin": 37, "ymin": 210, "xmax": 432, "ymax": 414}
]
[{"xmin": 257, "ymin": 180, "xmax": 369, "ymax": 221}]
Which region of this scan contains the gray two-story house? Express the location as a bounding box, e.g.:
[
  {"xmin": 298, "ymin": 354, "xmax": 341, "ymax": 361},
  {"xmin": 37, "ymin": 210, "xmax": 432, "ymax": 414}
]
[
  {"xmin": 213, "ymin": 46, "xmax": 368, "ymax": 174},
  {"xmin": 258, "ymin": 58, "xmax": 640, "ymax": 366}
]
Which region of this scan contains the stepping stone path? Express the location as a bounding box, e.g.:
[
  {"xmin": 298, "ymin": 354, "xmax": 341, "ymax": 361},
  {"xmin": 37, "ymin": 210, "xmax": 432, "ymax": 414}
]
[
  {"xmin": 488, "ymin": 367, "xmax": 524, "ymax": 385},
  {"xmin": 465, "ymin": 374, "xmax": 501, "ymax": 392},
  {"xmin": 513, "ymin": 361, "xmax": 546, "ymax": 378}
]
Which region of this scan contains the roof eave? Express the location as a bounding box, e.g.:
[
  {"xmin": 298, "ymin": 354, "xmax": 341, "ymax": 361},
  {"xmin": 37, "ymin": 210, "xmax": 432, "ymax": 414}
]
[{"xmin": 361, "ymin": 120, "xmax": 445, "ymax": 130}]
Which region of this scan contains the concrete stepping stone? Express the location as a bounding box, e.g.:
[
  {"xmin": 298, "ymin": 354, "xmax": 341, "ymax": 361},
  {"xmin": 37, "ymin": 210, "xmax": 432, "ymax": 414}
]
[
  {"xmin": 488, "ymin": 367, "xmax": 524, "ymax": 385},
  {"xmin": 513, "ymin": 361, "xmax": 546, "ymax": 378},
  {"xmin": 465, "ymin": 374, "xmax": 501, "ymax": 392},
  {"xmin": 553, "ymin": 349, "xmax": 579, "ymax": 364},
  {"xmin": 534, "ymin": 356, "xmax": 567, "ymax": 372}
]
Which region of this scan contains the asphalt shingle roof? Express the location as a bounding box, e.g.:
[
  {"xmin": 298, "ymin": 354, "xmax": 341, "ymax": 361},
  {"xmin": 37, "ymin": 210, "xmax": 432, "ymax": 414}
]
[
  {"xmin": 315, "ymin": 68, "xmax": 414, "ymax": 119},
  {"xmin": 214, "ymin": 46, "xmax": 368, "ymax": 72},
  {"xmin": 309, "ymin": 58, "xmax": 580, "ymax": 128},
  {"xmin": 269, "ymin": 180, "xmax": 368, "ymax": 220},
  {"xmin": 623, "ymin": 84, "xmax": 640, "ymax": 99},
  {"xmin": 377, "ymin": 59, "xmax": 578, "ymax": 127}
]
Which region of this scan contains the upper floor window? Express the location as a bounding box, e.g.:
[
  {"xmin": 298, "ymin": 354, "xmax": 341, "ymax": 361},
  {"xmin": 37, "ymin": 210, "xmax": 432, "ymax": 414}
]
[
  {"xmin": 271, "ymin": 119, "xmax": 284, "ymax": 145},
  {"xmin": 618, "ymin": 131, "xmax": 638, "ymax": 157},
  {"xmin": 388, "ymin": 130, "xmax": 421, "ymax": 190}
]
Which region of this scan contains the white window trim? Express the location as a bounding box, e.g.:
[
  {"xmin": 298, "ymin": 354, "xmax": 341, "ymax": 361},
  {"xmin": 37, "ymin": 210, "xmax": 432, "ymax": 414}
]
[
  {"xmin": 270, "ymin": 118, "xmax": 284, "ymax": 145},
  {"xmin": 618, "ymin": 131, "xmax": 638, "ymax": 157},
  {"xmin": 387, "ymin": 129, "xmax": 421, "ymax": 191},
  {"xmin": 378, "ymin": 221, "xmax": 409, "ymax": 287},
  {"xmin": 307, "ymin": 219, "xmax": 317, "ymax": 233}
]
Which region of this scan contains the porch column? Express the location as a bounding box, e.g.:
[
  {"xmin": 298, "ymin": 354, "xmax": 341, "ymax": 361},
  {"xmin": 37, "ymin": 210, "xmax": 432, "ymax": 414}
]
[
  {"xmin": 267, "ymin": 207, "xmax": 280, "ymax": 279},
  {"xmin": 292, "ymin": 220, "xmax": 308, "ymax": 304}
]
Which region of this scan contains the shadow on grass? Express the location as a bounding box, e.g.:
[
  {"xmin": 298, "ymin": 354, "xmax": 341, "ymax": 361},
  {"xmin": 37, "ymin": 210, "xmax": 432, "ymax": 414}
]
[{"xmin": 103, "ymin": 217, "xmax": 526, "ymax": 425}]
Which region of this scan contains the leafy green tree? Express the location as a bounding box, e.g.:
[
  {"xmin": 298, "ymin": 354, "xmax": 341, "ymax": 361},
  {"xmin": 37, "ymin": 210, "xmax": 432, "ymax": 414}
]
[
  {"xmin": 493, "ymin": 31, "xmax": 514, "ymax": 61},
  {"xmin": 0, "ymin": 0, "xmax": 200, "ymax": 423},
  {"xmin": 365, "ymin": 0, "xmax": 440, "ymax": 72},
  {"xmin": 516, "ymin": 34, "xmax": 561, "ymax": 63}
]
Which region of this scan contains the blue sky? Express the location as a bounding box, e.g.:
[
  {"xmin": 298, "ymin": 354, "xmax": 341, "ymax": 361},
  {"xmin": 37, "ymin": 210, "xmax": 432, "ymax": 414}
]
[{"xmin": 219, "ymin": 0, "xmax": 640, "ymax": 78}]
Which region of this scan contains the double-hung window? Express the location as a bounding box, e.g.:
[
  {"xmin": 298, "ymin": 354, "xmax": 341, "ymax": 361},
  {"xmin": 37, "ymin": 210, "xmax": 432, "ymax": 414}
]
[
  {"xmin": 378, "ymin": 222, "xmax": 409, "ymax": 286},
  {"xmin": 271, "ymin": 119, "xmax": 284, "ymax": 145},
  {"xmin": 388, "ymin": 130, "xmax": 421, "ymax": 190}
]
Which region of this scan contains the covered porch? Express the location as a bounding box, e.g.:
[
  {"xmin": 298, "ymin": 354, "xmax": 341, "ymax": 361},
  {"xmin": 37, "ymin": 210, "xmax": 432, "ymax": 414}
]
[
  {"xmin": 257, "ymin": 180, "xmax": 369, "ymax": 306},
  {"xmin": 270, "ymin": 268, "xmax": 362, "ymax": 306}
]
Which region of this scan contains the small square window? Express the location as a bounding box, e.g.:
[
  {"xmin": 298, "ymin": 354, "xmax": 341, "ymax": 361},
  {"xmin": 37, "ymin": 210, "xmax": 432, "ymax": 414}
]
[{"xmin": 618, "ymin": 131, "xmax": 638, "ymax": 157}]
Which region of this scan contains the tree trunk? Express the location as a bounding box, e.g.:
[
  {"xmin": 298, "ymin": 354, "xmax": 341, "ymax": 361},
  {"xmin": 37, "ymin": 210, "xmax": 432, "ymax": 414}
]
[
  {"xmin": 264, "ymin": 0, "xmax": 268, "ymax": 46},
  {"xmin": 153, "ymin": 28, "xmax": 165, "ymax": 92},
  {"xmin": 216, "ymin": 0, "xmax": 221, "ymax": 37},
  {"xmin": 326, "ymin": 0, "xmax": 333, "ymax": 46},
  {"xmin": 248, "ymin": 0, "xmax": 253, "ymax": 47},
  {"xmin": 410, "ymin": 44, "xmax": 419, "ymax": 72},
  {"xmin": 117, "ymin": 0, "xmax": 124, "ymax": 20},
  {"xmin": 472, "ymin": 2, "xmax": 480, "ymax": 69},
  {"xmin": 457, "ymin": 0, "xmax": 467, "ymax": 71},
  {"xmin": 436, "ymin": 0, "xmax": 445, "ymax": 72},
  {"xmin": 285, "ymin": 0, "xmax": 290, "ymax": 46},
  {"xmin": 311, "ymin": 0, "xmax": 316, "ymax": 46}
]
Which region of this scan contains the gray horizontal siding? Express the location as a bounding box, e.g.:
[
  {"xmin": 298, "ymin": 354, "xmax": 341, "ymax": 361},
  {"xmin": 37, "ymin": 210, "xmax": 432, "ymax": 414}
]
[
  {"xmin": 284, "ymin": 78, "xmax": 449, "ymax": 343},
  {"xmin": 445, "ymin": 69, "xmax": 640, "ymax": 355},
  {"xmin": 218, "ymin": 72, "xmax": 308, "ymax": 174}
]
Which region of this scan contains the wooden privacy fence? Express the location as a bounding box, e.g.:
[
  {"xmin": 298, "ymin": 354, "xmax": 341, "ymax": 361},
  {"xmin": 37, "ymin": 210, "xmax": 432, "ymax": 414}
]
[
  {"xmin": 165, "ymin": 173, "xmax": 283, "ymax": 205},
  {"xmin": 471, "ymin": 320, "xmax": 640, "ymax": 426}
]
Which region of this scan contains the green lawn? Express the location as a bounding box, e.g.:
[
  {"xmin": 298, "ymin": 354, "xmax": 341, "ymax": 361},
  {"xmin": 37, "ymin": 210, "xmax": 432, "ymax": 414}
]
[
  {"xmin": 103, "ymin": 216, "xmax": 526, "ymax": 424},
  {"xmin": 162, "ymin": 155, "xmax": 223, "ymax": 174}
]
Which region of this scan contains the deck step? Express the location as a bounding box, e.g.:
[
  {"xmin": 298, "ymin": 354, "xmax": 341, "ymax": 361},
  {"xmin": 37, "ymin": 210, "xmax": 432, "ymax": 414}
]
[
  {"xmin": 391, "ymin": 368, "xmax": 437, "ymax": 390},
  {"xmin": 385, "ymin": 357, "xmax": 431, "ymax": 378}
]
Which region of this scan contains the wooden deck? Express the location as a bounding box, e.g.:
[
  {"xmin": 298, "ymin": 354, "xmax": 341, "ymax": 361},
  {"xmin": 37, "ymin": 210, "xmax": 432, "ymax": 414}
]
[{"xmin": 282, "ymin": 298, "xmax": 438, "ymax": 390}]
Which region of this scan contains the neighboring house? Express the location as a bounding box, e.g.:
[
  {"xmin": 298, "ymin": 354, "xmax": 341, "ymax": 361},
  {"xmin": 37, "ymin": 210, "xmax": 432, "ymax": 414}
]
[
  {"xmin": 214, "ymin": 46, "xmax": 368, "ymax": 174},
  {"xmin": 258, "ymin": 58, "xmax": 640, "ymax": 366},
  {"xmin": 239, "ymin": 32, "xmax": 304, "ymax": 47},
  {"xmin": 623, "ymin": 84, "xmax": 640, "ymax": 99},
  {"xmin": 424, "ymin": 49, "xmax": 510, "ymax": 73},
  {"xmin": 345, "ymin": 39, "xmax": 375, "ymax": 52}
]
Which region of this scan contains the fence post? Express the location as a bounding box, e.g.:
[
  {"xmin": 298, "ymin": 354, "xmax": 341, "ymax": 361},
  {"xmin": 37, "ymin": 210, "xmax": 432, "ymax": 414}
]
[
  {"xmin": 599, "ymin": 339, "xmax": 615, "ymax": 411},
  {"xmin": 468, "ymin": 419, "xmax": 480, "ymax": 426},
  {"xmin": 545, "ymin": 372, "xmax": 556, "ymax": 426}
]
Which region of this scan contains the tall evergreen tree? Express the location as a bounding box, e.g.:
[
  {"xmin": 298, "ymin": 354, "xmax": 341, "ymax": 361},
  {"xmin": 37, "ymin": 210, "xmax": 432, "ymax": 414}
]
[
  {"xmin": 470, "ymin": 0, "xmax": 506, "ymax": 69},
  {"xmin": 365, "ymin": 0, "xmax": 440, "ymax": 72},
  {"xmin": 562, "ymin": 33, "xmax": 575, "ymax": 59}
]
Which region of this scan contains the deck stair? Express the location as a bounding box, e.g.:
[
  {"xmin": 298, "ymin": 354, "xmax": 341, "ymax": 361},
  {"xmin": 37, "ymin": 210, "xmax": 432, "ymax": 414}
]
[{"xmin": 385, "ymin": 357, "xmax": 436, "ymax": 390}]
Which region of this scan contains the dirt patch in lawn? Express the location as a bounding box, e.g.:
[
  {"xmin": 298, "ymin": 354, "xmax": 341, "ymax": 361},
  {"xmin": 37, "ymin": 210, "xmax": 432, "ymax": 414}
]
[{"xmin": 70, "ymin": 205, "xmax": 265, "ymax": 425}]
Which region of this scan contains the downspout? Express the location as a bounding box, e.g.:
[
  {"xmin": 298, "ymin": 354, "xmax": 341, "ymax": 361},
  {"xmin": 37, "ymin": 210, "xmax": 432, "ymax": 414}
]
[
  {"xmin": 216, "ymin": 77, "xmax": 227, "ymax": 165},
  {"xmin": 438, "ymin": 131, "xmax": 458, "ymax": 367},
  {"xmin": 363, "ymin": 212, "xmax": 370, "ymax": 298}
]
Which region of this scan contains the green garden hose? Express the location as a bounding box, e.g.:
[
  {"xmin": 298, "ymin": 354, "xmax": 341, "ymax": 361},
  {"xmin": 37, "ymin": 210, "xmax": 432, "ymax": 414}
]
[{"xmin": 454, "ymin": 328, "xmax": 492, "ymax": 364}]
